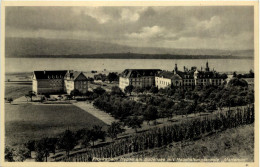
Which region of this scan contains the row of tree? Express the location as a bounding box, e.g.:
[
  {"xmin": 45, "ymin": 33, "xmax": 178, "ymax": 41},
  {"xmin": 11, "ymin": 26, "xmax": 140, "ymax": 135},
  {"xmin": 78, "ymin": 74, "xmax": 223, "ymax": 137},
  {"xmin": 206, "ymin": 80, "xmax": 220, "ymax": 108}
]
[
  {"xmin": 5, "ymin": 124, "xmax": 116, "ymax": 162},
  {"xmin": 60, "ymin": 105, "xmax": 254, "ymax": 162}
]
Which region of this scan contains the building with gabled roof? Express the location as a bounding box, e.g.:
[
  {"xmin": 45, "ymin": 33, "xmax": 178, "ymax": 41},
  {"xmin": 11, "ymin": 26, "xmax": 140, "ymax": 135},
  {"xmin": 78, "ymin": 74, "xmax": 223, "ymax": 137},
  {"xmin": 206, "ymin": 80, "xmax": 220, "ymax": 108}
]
[
  {"xmin": 32, "ymin": 70, "xmax": 88, "ymax": 95},
  {"xmin": 119, "ymin": 69, "xmax": 161, "ymax": 90},
  {"xmin": 64, "ymin": 70, "xmax": 88, "ymax": 94},
  {"xmin": 155, "ymin": 71, "xmax": 183, "ymax": 89}
]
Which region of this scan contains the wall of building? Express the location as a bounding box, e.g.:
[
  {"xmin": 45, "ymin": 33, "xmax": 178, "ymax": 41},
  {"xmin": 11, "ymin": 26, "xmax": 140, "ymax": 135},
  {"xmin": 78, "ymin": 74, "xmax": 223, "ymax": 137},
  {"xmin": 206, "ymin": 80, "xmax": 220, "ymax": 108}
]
[
  {"xmin": 183, "ymin": 79, "xmax": 195, "ymax": 86},
  {"xmin": 120, "ymin": 76, "xmax": 156, "ymax": 91},
  {"xmin": 36, "ymin": 79, "xmax": 64, "ymax": 94},
  {"xmin": 32, "ymin": 79, "xmax": 38, "ymax": 94},
  {"xmin": 142, "ymin": 76, "xmax": 155, "ymax": 88},
  {"xmin": 155, "ymin": 77, "xmax": 172, "ymax": 89},
  {"xmin": 64, "ymin": 80, "xmax": 74, "ymax": 94},
  {"xmin": 119, "ymin": 77, "xmax": 129, "ymax": 90},
  {"xmin": 74, "ymin": 80, "xmax": 88, "ymax": 94},
  {"xmin": 172, "ymin": 78, "xmax": 183, "ymax": 87},
  {"xmin": 211, "ymin": 79, "xmax": 223, "ymax": 86}
]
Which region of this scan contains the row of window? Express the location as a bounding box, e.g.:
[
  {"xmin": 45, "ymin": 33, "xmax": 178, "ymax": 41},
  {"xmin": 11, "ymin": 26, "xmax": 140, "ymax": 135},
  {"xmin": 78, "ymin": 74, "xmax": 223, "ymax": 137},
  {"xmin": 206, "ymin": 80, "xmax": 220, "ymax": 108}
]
[
  {"xmin": 75, "ymin": 85, "xmax": 87, "ymax": 89},
  {"xmin": 120, "ymin": 81, "xmax": 129, "ymax": 85},
  {"xmin": 183, "ymin": 79, "xmax": 194, "ymax": 83},
  {"xmin": 157, "ymin": 80, "xmax": 170, "ymax": 86},
  {"xmin": 130, "ymin": 78, "xmax": 152, "ymax": 82},
  {"xmin": 75, "ymin": 81, "xmax": 87, "ymax": 84}
]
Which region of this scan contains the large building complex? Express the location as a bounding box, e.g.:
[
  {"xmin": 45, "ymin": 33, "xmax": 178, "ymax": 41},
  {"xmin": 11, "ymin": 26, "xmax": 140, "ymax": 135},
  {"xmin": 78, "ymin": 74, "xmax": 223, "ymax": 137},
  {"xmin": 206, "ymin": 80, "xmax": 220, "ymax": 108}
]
[
  {"xmin": 32, "ymin": 70, "xmax": 88, "ymax": 94},
  {"xmin": 156, "ymin": 62, "xmax": 226, "ymax": 89},
  {"xmin": 119, "ymin": 69, "xmax": 161, "ymax": 90}
]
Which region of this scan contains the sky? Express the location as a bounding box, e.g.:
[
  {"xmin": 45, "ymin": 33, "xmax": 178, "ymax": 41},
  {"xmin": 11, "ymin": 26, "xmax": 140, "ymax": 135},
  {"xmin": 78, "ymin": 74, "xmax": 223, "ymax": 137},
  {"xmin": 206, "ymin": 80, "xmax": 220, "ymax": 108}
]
[{"xmin": 5, "ymin": 6, "xmax": 254, "ymax": 50}]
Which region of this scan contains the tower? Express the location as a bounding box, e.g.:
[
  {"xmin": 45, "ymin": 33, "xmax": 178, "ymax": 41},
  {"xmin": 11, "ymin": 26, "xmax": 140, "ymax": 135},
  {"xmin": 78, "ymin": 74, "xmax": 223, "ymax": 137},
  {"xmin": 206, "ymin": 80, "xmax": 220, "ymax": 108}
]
[
  {"xmin": 174, "ymin": 64, "xmax": 178, "ymax": 72},
  {"xmin": 205, "ymin": 61, "xmax": 210, "ymax": 72}
]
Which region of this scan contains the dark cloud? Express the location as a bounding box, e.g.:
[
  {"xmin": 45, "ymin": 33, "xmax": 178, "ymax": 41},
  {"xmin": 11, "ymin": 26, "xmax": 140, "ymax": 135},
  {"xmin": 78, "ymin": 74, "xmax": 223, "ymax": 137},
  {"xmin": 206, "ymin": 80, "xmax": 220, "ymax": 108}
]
[
  {"xmin": 5, "ymin": 6, "xmax": 254, "ymax": 50},
  {"xmin": 6, "ymin": 7, "xmax": 100, "ymax": 31}
]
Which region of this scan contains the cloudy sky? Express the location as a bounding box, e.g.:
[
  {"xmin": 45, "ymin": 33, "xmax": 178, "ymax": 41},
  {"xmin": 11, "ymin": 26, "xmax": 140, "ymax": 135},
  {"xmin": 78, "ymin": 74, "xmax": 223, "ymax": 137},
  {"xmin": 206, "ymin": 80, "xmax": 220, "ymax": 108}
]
[{"xmin": 6, "ymin": 6, "xmax": 254, "ymax": 50}]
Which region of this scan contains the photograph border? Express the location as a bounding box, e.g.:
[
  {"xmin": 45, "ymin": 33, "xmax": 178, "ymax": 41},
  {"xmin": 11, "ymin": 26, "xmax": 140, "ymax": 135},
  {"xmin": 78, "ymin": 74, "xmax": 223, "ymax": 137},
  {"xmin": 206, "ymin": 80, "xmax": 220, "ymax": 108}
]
[{"xmin": 0, "ymin": 1, "xmax": 259, "ymax": 167}]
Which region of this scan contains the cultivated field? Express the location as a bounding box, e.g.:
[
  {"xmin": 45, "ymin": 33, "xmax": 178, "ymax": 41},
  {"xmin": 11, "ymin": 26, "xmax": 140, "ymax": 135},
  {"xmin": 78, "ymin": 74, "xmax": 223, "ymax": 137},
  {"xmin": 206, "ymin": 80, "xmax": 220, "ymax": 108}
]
[
  {"xmin": 120, "ymin": 124, "xmax": 254, "ymax": 162},
  {"xmin": 5, "ymin": 103, "xmax": 108, "ymax": 146}
]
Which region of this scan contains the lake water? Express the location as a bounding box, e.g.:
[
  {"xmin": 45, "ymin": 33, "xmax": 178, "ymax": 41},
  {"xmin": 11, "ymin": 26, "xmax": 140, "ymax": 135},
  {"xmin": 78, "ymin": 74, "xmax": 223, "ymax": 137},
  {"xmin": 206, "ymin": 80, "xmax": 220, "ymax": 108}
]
[{"xmin": 5, "ymin": 58, "xmax": 254, "ymax": 73}]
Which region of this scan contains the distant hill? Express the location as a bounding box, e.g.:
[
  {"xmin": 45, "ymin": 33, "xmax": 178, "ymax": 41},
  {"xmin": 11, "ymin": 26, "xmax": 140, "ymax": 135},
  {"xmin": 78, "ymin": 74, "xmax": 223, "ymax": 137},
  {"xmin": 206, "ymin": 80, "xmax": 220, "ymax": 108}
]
[{"xmin": 5, "ymin": 37, "xmax": 254, "ymax": 59}]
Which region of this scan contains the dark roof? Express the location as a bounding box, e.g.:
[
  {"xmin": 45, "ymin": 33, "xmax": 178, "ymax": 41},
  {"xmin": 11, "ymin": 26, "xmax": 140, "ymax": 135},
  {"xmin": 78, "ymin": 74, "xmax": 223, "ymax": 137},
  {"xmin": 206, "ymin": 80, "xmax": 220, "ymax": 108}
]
[
  {"xmin": 65, "ymin": 71, "xmax": 87, "ymax": 80},
  {"xmin": 157, "ymin": 71, "xmax": 183, "ymax": 80},
  {"xmin": 157, "ymin": 71, "xmax": 174, "ymax": 78},
  {"xmin": 176, "ymin": 70, "xmax": 194, "ymax": 79},
  {"xmin": 121, "ymin": 69, "xmax": 161, "ymax": 78},
  {"xmin": 197, "ymin": 71, "xmax": 224, "ymax": 79},
  {"xmin": 33, "ymin": 70, "xmax": 67, "ymax": 79}
]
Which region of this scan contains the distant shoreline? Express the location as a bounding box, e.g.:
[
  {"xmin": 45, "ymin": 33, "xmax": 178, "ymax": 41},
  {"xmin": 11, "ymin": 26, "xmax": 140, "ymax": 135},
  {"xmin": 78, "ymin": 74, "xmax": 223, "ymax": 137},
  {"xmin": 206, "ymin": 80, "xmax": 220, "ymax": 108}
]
[{"xmin": 7, "ymin": 54, "xmax": 253, "ymax": 59}]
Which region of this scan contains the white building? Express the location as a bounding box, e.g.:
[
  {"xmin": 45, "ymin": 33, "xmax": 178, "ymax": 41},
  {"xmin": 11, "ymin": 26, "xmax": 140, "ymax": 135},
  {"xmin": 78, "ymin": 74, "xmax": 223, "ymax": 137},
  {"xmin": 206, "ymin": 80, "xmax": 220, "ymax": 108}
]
[
  {"xmin": 32, "ymin": 70, "xmax": 88, "ymax": 95},
  {"xmin": 119, "ymin": 69, "xmax": 161, "ymax": 91}
]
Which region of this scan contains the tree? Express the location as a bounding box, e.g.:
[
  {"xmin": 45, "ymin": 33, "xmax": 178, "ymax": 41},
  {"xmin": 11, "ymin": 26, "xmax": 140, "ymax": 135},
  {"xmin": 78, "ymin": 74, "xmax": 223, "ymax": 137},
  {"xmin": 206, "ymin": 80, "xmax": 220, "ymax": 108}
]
[
  {"xmin": 25, "ymin": 140, "xmax": 35, "ymax": 158},
  {"xmin": 88, "ymin": 77, "xmax": 94, "ymax": 82},
  {"xmin": 70, "ymin": 89, "xmax": 81, "ymax": 98},
  {"xmin": 111, "ymin": 86, "xmax": 125, "ymax": 96},
  {"xmin": 220, "ymin": 73, "xmax": 228, "ymax": 80},
  {"xmin": 88, "ymin": 125, "xmax": 106, "ymax": 146},
  {"xmin": 107, "ymin": 72, "xmax": 118, "ymax": 83},
  {"xmin": 124, "ymin": 116, "xmax": 143, "ymax": 132},
  {"xmin": 57, "ymin": 130, "xmax": 77, "ymax": 157},
  {"xmin": 35, "ymin": 137, "xmax": 57, "ymax": 162},
  {"xmin": 185, "ymin": 103, "xmax": 196, "ymax": 115},
  {"xmin": 133, "ymin": 87, "xmax": 144, "ymax": 94},
  {"xmin": 124, "ymin": 85, "xmax": 134, "ymax": 95},
  {"xmin": 5, "ymin": 146, "xmax": 14, "ymax": 162},
  {"xmin": 158, "ymin": 109, "xmax": 168, "ymax": 120},
  {"xmin": 195, "ymin": 105, "xmax": 205, "ymax": 116},
  {"xmin": 7, "ymin": 97, "xmax": 13, "ymax": 104},
  {"xmin": 233, "ymin": 72, "xmax": 237, "ymax": 78},
  {"xmin": 93, "ymin": 87, "xmax": 106, "ymax": 96},
  {"xmin": 35, "ymin": 138, "xmax": 48, "ymax": 162},
  {"xmin": 228, "ymin": 78, "xmax": 248, "ymax": 87},
  {"xmin": 165, "ymin": 109, "xmax": 174, "ymax": 120},
  {"xmin": 249, "ymin": 69, "xmax": 254, "ymax": 78},
  {"xmin": 107, "ymin": 122, "xmax": 125, "ymax": 140},
  {"xmin": 13, "ymin": 145, "xmax": 31, "ymax": 162},
  {"xmin": 82, "ymin": 134, "xmax": 91, "ymax": 148},
  {"xmin": 25, "ymin": 91, "xmax": 36, "ymax": 102},
  {"xmin": 47, "ymin": 138, "xmax": 58, "ymax": 155},
  {"xmin": 206, "ymin": 101, "xmax": 217, "ymax": 112},
  {"xmin": 149, "ymin": 86, "xmax": 159, "ymax": 94},
  {"xmin": 246, "ymin": 91, "xmax": 254, "ymax": 104},
  {"xmin": 143, "ymin": 106, "xmax": 158, "ymax": 125}
]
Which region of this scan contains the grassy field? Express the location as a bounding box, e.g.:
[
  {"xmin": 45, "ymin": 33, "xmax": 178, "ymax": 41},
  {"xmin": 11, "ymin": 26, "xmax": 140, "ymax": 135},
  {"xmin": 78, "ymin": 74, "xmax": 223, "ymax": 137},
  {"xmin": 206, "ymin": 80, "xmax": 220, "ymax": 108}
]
[
  {"xmin": 118, "ymin": 124, "xmax": 254, "ymax": 162},
  {"xmin": 5, "ymin": 103, "xmax": 108, "ymax": 146},
  {"xmin": 5, "ymin": 82, "xmax": 32, "ymax": 100}
]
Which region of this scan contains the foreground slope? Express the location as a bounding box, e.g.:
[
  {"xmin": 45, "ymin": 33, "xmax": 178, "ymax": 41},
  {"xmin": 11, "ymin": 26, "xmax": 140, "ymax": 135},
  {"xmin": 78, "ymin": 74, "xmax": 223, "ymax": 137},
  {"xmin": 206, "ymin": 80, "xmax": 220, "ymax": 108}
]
[{"xmin": 118, "ymin": 124, "xmax": 254, "ymax": 162}]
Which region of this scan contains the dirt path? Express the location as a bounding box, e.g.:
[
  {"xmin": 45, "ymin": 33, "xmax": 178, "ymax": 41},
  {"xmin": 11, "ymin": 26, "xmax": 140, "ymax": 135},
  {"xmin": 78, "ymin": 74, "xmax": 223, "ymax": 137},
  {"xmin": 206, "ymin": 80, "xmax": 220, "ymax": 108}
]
[{"xmin": 73, "ymin": 102, "xmax": 117, "ymax": 125}]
